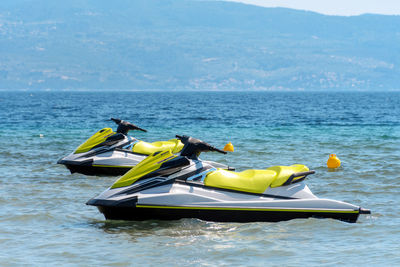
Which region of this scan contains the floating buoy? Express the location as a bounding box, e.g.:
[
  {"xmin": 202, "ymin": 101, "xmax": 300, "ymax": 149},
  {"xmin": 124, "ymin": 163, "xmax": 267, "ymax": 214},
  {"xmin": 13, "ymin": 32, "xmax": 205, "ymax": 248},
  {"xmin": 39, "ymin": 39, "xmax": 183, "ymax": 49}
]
[
  {"xmin": 223, "ymin": 142, "xmax": 234, "ymax": 152},
  {"xmin": 327, "ymin": 154, "xmax": 341, "ymax": 168}
]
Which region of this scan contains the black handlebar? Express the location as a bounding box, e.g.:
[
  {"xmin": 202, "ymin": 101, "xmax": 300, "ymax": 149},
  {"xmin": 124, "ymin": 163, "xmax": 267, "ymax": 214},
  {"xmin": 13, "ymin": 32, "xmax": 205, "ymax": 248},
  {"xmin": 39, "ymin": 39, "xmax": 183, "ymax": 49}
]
[
  {"xmin": 132, "ymin": 125, "xmax": 147, "ymax": 132},
  {"xmin": 210, "ymin": 146, "xmax": 228, "ymax": 154},
  {"xmin": 111, "ymin": 118, "xmax": 122, "ymax": 124},
  {"xmin": 175, "ymin": 135, "xmax": 184, "ymax": 140},
  {"xmin": 176, "ymin": 135, "xmax": 227, "ymax": 157},
  {"xmin": 111, "ymin": 118, "xmax": 147, "ymax": 134}
]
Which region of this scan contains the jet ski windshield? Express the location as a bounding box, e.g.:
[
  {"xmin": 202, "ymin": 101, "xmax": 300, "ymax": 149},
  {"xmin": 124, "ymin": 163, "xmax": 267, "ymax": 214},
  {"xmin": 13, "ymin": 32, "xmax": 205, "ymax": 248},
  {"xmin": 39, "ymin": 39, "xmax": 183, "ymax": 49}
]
[
  {"xmin": 91, "ymin": 133, "xmax": 125, "ymax": 149},
  {"xmin": 109, "ymin": 136, "xmax": 228, "ymax": 188},
  {"xmin": 71, "ymin": 118, "xmax": 147, "ymax": 155},
  {"xmin": 176, "ymin": 135, "xmax": 227, "ymax": 159}
]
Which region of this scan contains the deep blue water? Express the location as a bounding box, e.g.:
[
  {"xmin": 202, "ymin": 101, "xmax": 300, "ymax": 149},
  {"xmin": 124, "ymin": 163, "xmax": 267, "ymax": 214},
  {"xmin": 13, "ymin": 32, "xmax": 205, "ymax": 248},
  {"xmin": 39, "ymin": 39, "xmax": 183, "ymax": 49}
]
[{"xmin": 0, "ymin": 91, "xmax": 399, "ymax": 266}]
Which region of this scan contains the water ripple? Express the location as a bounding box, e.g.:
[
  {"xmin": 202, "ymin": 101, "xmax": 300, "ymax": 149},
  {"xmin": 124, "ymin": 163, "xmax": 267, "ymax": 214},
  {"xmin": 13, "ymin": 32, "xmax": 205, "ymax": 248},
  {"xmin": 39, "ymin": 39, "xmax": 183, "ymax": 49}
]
[{"xmin": 0, "ymin": 91, "xmax": 399, "ymax": 266}]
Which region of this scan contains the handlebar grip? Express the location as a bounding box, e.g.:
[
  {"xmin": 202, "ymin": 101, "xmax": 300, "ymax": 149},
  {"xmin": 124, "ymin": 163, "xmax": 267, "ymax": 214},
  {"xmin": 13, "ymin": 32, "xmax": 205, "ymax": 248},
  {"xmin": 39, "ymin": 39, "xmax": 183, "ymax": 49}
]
[
  {"xmin": 111, "ymin": 118, "xmax": 121, "ymax": 124},
  {"xmin": 175, "ymin": 135, "xmax": 227, "ymax": 154},
  {"xmin": 135, "ymin": 126, "xmax": 147, "ymax": 132},
  {"xmin": 212, "ymin": 147, "xmax": 227, "ymax": 154}
]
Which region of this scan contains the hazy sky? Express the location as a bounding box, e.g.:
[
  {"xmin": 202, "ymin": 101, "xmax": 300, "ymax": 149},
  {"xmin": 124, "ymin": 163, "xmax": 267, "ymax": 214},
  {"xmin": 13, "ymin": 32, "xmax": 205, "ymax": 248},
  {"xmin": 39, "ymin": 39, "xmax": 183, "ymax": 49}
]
[{"xmin": 229, "ymin": 0, "xmax": 400, "ymax": 15}]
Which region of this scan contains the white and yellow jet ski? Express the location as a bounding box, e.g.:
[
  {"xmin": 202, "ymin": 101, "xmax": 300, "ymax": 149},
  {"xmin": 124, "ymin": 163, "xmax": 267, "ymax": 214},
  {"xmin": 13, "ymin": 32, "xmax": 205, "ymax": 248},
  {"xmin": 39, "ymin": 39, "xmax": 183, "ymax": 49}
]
[
  {"xmin": 87, "ymin": 135, "xmax": 370, "ymax": 223},
  {"xmin": 58, "ymin": 119, "xmax": 232, "ymax": 176}
]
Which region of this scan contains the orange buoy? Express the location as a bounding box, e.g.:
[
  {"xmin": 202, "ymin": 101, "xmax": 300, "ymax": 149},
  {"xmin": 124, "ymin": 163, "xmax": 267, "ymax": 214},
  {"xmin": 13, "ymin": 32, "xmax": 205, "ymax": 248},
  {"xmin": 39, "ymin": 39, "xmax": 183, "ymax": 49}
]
[
  {"xmin": 327, "ymin": 154, "xmax": 341, "ymax": 168},
  {"xmin": 223, "ymin": 142, "xmax": 234, "ymax": 152}
]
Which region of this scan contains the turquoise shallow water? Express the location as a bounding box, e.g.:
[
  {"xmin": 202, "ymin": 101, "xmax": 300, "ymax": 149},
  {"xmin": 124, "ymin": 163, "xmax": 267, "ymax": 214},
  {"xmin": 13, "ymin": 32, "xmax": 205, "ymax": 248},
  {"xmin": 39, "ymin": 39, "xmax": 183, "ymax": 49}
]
[{"xmin": 0, "ymin": 91, "xmax": 399, "ymax": 266}]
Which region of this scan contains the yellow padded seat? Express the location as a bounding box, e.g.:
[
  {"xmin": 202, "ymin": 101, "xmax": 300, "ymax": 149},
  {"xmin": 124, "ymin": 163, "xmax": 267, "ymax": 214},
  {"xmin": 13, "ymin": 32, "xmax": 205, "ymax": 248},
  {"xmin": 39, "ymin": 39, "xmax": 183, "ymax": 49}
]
[
  {"xmin": 132, "ymin": 139, "xmax": 184, "ymax": 155},
  {"xmin": 205, "ymin": 169, "xmax": 276, "ymax": 193},
  {"xmin": 268, "ymin": 164, "xmax": 309, "ymax": 187},
  {"xmin": 204, "ymin": 164, "xmax": 309, "ymax": 194}
]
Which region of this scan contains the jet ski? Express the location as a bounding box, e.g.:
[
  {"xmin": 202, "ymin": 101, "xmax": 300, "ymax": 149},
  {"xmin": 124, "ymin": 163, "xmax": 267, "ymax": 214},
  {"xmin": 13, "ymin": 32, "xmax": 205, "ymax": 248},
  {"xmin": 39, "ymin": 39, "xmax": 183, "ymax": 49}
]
[
  {"xmin": 58, "ymin": 118, "xmax": 231, "ymax": 176},
  {"xmin": 87, "ymin": 135, "xmax": 371, "ymax": 223}
]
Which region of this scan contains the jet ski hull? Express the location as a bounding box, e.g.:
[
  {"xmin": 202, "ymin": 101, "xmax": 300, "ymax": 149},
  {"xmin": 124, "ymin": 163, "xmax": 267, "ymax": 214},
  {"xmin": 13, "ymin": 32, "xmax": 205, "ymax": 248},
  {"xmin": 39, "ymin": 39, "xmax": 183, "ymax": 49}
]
[
  {"xmin": 57, "ymin": 149, "xmax": 146, "ymax": 176},
  {"xmin": 59, "ymin": 150, "xmax": 232, "ymax": 176},
  {"xmin": 88, "ymin": 182, "xmax": 369, "ymax": 223},
  {"xmin": 62, "ymin": 162, "xmax": 132, "ymax": 176},
  {"xmin": 96, "ymin": 204, "xmax": 362, "ymax": 223}
]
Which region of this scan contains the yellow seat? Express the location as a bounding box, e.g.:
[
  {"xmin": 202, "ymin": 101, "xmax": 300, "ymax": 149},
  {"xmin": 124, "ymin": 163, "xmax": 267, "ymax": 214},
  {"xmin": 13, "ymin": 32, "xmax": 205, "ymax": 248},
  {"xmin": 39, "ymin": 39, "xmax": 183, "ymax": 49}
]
[
  {"xmin": 267, "ymin": 164, "xmax": 309, "ymax": 187},
  {"xmin": 204, "ymin": 164, "xmax": 309, "ymax": 194},
  {"xmin": 132, "ymin": 139, "xmax": 184, "ymax": 155}
]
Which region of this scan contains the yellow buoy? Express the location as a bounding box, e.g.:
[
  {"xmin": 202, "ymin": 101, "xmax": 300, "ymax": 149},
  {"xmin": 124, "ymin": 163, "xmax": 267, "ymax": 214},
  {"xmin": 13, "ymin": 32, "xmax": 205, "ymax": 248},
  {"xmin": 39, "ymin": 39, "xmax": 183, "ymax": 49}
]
[
  {"xmin": 327, "ymin": 154, "xmax": 341, "ymax": 168},
  {"xmin": 223, "ymin": 142, "xmax": 234, "ymax": 152}
]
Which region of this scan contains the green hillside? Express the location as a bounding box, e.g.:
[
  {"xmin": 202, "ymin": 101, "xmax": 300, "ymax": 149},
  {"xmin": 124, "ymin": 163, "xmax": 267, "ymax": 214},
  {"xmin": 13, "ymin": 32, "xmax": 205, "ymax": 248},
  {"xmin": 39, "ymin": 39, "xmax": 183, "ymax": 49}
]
[{"xmin": 0, "ymin": 0, "xmax": 399, "ymax": 90}]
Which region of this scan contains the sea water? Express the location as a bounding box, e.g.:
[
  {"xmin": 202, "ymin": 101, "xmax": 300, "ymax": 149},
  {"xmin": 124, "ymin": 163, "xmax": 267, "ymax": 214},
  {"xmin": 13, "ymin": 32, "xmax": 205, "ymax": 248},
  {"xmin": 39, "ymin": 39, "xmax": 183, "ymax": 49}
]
[{"xmin": 0, "ymin": 91, "xmax": 399, "ymax": 266}]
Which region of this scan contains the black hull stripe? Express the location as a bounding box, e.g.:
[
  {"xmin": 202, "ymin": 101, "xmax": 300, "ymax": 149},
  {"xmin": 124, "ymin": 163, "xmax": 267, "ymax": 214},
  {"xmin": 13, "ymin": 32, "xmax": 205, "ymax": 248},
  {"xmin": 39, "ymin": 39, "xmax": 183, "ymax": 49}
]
[
  {"xmin": 63, "ymin": 164, "xmax": 131, "ymax": 176},
  {"xmin": 98, "ymin": 206, "xmax": 360, "ymax": 223}
]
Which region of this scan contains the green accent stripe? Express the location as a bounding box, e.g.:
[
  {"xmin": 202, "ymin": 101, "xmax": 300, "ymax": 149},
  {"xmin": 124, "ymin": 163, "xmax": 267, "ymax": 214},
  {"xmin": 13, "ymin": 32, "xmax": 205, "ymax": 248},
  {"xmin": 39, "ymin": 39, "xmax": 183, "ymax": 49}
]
[{"xmin": 136, "ymin": 204, "xmax": 359, "ymax": 213}]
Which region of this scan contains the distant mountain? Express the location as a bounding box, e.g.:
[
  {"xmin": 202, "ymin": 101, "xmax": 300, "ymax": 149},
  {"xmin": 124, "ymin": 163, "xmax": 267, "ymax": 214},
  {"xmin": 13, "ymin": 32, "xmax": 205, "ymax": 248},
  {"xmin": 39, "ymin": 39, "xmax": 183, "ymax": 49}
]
[{"xmin": 0, "ymin": 0, "xmax": 399, "ymax": 91}]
